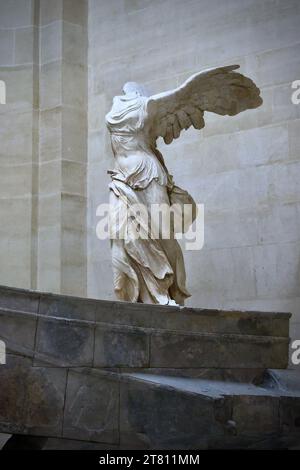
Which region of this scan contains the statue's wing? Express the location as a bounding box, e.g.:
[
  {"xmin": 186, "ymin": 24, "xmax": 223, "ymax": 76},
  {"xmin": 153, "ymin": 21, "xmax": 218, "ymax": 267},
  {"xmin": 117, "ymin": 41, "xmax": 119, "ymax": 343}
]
[{"xmin": 147, "ymin": 65, "xmax": 262, "ymax": 145}]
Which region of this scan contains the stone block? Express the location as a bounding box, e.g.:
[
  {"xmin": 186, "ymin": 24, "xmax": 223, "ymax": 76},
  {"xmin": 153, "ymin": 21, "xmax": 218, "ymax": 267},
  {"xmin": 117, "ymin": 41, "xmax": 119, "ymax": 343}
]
[
  {"xmin": 0, "ymin": 286, "xmax": 39, "ymax": 313},
  {"xmin": 0, "ymin": 355, "xmax": 66, "ymax": 436},
  {"xmin": 257, "ymin": 202, "xmax": 300, "ymax": 246},
  {"xmin": 179, "ymin": 124, "xmax": 289, "ymax": 179},
  {"xmin": 62, "ymin": 107, "xmax": 87, "ymax": 162},
  {"xmin": 14, "ymin": 27, "xmax": 34, "ymax": 65},
  {"xmin": 37, "ymin": 225, "xmax": 61, "ymax": 293},
  {"xmin": 40, "ymin": 22, "xmax": 62, "ymax": 65},
  {"xmin": 253, "ymin": 242, "xmax": 300, "ymax": 299},
  {"xmin": 256, "ymin": 43, "xmax": 300, "ymax": 88},
  {"xmin": 60, "ymin": 263, "xmax": 87, "ymax": 297},
  {"xmin": 40, "ymin": 0, "xmax": 63, "ymax": 26},
  {"xmin": 35, "ymin": 316, "xmax": 94, "ymax": 366},
  {"xmin": 280, "ymin": 396, "xmax": 300, "ymax": 435},
  {"xmin": 0, "ymin": 111, "xmax": 33, "ymax": 156},
  {"xmin": 232, "ymin": 395, "xmax": 280, "ymax": 436},
  {"xmin": 61, "ymin": 194, "xmax": 86, "ymax": 232},
  {"xmin": 203, "ymin": 208, "xmax": 259, "ymax": 250},
  {"xmin": 63, "ymin": 369, "xmax": 119, "ymax": 444},
  {"xmin": 120, "ymin": 378, "xmax": 218, "ymax": 449},
  {"xmin": 39, "ymin": 160, "xmax": 62, "ymax": 195},
  {"xmin": 94, "ymin": 324, "xmax": 149, "ymax": 367},
  {"xmin": 186, "ymin": 246, "xmax": 257, "ymax": 302},
  {"xmin": 61, "ymin": 229, "xmax": 86, "ymax": 273},
  {"xmin": 63, "ymin": 0, "xmax": 87, "ymax": 28},
  {"xmin": 0, "ymin": 236, "xmax": 31, "ymax": 289},
  {"xmin": 62, "ymin": 21, "xmax": 85, "ymax": 67},
  {"xmin": 39, "ymin": 292, "xmax": 96, "ymax": 322},
  {"xmin": 87, "ymin": 130, "xmax": 110, "ymax": 167},
  {"xmin": 40, "ymin": 61, "xmax": 62, "ymax": 110},
  {"xmin": 0, "ymin": 308, "xmax": 36, "ymax": 357},
  {"xmin": 38, "ymin": 194, "xmax": 61, "ymax": 228},
  {"xmin": 124, "ymin": 0, "xmax": 153, "ymax": 15},
  {"xmin": 62, "ymin": 61, "xmax": 86, "ymax": 109},
  {"xmin": 94, "ymin": 299, "xmax": 290, "ymax": 338},
  {"xmin": 88, "ymin": 93, "xmax": 107, "ymax": 131},
  {"xmin": 39, "ymin": 107, "xmax": 62, "ymax": 162},
  {"xmin": 94, "ymin": 301, "xmax": 158, "ymax": 329},
  {"xmin": 149, "ymin": 331, "xmax": 289, "ymax": 369},
  {"xmin": 62, "ymin": 160, "xmax": 86, "ymax": 195},
  {"xmin": 236, "ymin": 125, "xmax": 289, "ymax": 168},
  {"xmin": 264, "ymin": 161, "xmax": 300, "ymax": 205},
  {"xmin": 0, "ymin": 0, "xmax": 32, "ymax": 28},
  {"xmin": 0, "ymin": 163, "xmax": 32, "ymax": 199},
  {"xmin": 87, "ymin": 257, "xmax": 113, "ymax": 301}
]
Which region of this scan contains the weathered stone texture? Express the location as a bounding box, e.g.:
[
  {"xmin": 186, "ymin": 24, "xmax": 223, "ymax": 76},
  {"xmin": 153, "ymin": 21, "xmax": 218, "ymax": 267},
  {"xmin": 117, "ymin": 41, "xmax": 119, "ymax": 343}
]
[
  {"xmin": 94, "ymin": 325, "xmax": 149, "ymax": 368},
  {"xmin": 0, "ymin": 355, "xmax": 66, "ymax": 437},
  {"xmin": 35, "ymin": 316, "xmax": 94, "ymax": 367},
  {"xmin": 120, "ymin": 379, "xmax": 218, "ymax": 449},
  {"xmin": 63, "ymin": 369, "xmax": 119, "ymax": 444},
  {"xmin": 0, "ymin": 287, "xmax": 299, "ymax": 449}
]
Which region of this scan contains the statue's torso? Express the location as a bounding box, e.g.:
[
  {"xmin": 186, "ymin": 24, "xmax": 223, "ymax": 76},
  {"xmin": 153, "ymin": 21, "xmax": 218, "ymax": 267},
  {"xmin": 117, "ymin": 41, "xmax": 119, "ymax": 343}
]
[{"xmin": 106, "ymin": 94, "xmax": 169, "ymax": 190}]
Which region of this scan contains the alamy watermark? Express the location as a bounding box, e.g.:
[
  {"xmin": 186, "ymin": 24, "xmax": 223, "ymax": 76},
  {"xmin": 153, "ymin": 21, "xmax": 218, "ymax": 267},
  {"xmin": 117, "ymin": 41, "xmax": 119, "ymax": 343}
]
[
  {"xmin": 96, "ymin": 201, "xmax": 204, "ymax": 250},
  {"xmin": 291, "ymin": 80, "xmax": 300, "ymax": 104},
  {"xmin": 291, "ymin": 340, "xmax": 300, "ymax": 366}
]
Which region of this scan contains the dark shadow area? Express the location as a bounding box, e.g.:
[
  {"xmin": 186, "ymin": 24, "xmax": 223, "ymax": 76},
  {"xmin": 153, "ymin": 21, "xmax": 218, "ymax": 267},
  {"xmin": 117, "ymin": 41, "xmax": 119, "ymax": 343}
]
[{"xmin": 2, "ymin": 435, "xmax": 48, "ymax": 451}]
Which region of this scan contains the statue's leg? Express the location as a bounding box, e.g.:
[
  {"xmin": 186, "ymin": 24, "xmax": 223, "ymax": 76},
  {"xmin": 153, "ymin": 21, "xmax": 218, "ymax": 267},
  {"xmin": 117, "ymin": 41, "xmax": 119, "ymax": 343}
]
[
  {"xmin": 138, "ymin": 180, "xmax": 190, "ymax": 305},
  {"xmin": 110, "ymin": 180, "xmax": 190, "ymax": 305}
]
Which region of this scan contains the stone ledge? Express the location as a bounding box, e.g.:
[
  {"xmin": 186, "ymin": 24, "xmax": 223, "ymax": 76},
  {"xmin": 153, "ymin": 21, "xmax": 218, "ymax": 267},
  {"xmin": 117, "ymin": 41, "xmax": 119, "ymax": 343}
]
[
  {"xmin": 0, "ymin": 285, "xmax": 292, "ymax": 338},
  {"xmin": 0, "ymin": 306, "xmax": 290, "ymax": 369},
  {"xmin": 0, "ymin": 285, "xmax": 298, "ymax": 448}
]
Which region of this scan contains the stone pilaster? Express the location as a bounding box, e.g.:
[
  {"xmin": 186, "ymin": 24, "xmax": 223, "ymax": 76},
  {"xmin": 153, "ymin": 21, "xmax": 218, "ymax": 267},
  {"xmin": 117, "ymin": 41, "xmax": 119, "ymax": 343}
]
[{"xmin": 37, "ymin": 0, "xmax": 88, "ymax": 295}]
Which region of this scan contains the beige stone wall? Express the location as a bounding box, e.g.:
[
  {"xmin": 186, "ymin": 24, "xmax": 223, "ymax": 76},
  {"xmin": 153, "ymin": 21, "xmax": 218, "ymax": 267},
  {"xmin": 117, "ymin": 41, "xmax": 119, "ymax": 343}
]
[
  {"xmin": 38, "ymin": 0, "xmax": 88, "ymax": 296},
  {"xmin": 0, "ymin": 0, "xmax": 88, "ymax": 296},
  {"xmin": 87, "ymin": 0, "xmax": 300, "ymax": 342},
  {"xmin": 0, "ymin": 0, "xmax": 37, "ymax": 288}
]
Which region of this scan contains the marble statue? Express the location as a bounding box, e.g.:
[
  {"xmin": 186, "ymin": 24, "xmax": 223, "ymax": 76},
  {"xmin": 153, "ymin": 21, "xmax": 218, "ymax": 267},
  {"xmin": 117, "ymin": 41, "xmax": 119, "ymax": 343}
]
[{"xmin": 105, "ymin": 65, "xmax": 262, "ymax": 305}]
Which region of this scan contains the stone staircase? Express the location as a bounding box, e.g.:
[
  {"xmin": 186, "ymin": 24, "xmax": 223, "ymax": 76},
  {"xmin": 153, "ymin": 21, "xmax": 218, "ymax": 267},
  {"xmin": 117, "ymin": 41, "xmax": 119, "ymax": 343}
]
[{"xmin": 0, "ymin": 285, "xmax": 299, "ymax": 449}]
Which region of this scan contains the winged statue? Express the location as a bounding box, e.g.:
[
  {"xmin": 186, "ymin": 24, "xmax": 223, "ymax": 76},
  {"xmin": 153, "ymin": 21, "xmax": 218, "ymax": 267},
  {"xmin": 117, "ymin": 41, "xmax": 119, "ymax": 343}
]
[{"xmin": 105, "ymin": 65, "xmax": 262, "ymax": 306}]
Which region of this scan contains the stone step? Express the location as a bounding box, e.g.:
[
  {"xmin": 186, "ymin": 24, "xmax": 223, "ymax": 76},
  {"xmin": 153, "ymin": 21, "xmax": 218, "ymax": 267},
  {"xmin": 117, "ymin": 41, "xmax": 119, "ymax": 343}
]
[
  {"xmin": 0, "ymin": 285, "xmax": 297, "ymax": 449},
  {"xmin": 118, "ymin": 371, "xmax": 300, "ymax": 449},
  {"xmin": 0, "ymin": 285, "xmax": 291, "ymax": 338},
  {"xmin": 0, "ymin": 355, "xmax": 299, "ymax": 449},
  {"xmin": 0, "ymin": 284, "xmax": 291, "ymax": 370},
  {"xmin": 0, "ymin": 305, "xmax": 289, "ymax": 370}
]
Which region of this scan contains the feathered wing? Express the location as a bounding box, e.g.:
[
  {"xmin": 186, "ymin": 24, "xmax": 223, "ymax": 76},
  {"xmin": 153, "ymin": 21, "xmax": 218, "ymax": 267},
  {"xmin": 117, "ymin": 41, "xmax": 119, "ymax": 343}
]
[{"xmin": 146, "ymin": 65, "xmax": 262, "ymax": 145}]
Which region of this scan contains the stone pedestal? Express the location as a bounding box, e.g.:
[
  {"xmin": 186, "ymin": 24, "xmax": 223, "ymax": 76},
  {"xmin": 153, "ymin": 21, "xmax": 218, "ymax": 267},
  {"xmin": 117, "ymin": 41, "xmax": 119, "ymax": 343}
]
[{"xmin": 0, "ymin": 285, "xmax": 299, "ymax": 449}]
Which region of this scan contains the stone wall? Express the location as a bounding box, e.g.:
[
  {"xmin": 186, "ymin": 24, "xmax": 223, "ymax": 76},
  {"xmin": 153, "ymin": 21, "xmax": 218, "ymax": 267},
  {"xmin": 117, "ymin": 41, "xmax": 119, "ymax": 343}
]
[
  {"xmin": 37, "ymin": 0, "xmax": 88, "ymax": 296},
  {"xmin": 0, "ymin": 0, "xmax": 38, "ymax": 288},
  {"xmin": 87, "ymin": 0, "xmax": 300, "ymax": 344},
  {"xmin": 0, "ymin": 0, "xmax": 88, "ymax": 296}
]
